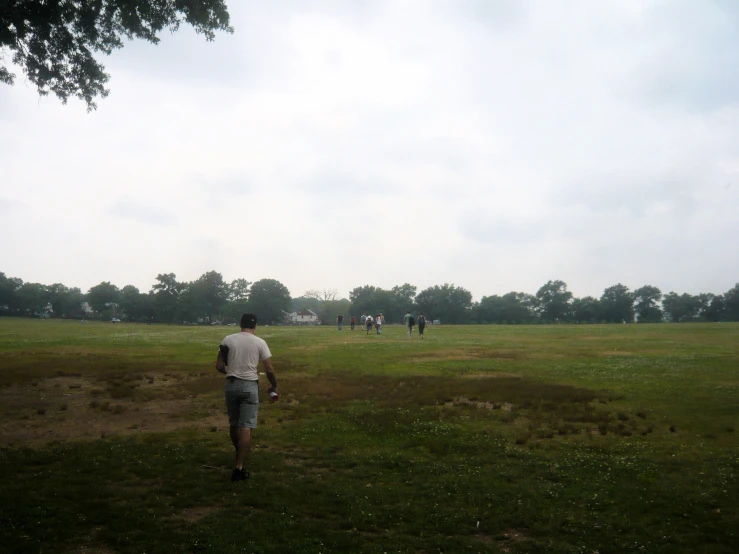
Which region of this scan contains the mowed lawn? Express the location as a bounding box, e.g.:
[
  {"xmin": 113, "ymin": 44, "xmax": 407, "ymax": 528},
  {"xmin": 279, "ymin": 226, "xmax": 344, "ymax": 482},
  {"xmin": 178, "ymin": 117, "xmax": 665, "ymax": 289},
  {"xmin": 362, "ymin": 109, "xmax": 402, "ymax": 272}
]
[{"xmin": 0, "ymin": 319, "xmax": 737, "ymax": 553}]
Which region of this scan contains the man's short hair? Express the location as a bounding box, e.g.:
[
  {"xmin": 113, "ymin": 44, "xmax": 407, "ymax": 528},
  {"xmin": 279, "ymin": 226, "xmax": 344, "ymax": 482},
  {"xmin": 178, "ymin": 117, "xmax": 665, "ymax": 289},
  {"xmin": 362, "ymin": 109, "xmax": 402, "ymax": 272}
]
[{"xmin": 240, "ymin": 313, "xmax": 258, "ymax": 329}]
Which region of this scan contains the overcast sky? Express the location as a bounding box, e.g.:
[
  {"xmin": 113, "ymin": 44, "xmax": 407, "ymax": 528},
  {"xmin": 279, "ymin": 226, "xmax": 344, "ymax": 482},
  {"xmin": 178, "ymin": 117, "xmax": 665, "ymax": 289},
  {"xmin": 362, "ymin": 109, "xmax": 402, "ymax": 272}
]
[{"xmin": 1, "ymin": 0, "xmax": 738, "ymax": 301}]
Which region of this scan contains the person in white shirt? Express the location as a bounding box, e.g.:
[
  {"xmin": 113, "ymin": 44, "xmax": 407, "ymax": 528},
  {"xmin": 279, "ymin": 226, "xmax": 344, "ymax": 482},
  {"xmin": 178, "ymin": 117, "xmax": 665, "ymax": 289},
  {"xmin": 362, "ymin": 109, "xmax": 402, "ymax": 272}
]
[
  {"xmin": 375, "ymin": 313, "xmax": 383, "ymax": 334},
  {"xmin": 365, "ymin": 314, "xmax": 374, "ymax": 335},
  {"xmin": 216, "ymin": 313, "xmax": 277, "ymax": 482}
]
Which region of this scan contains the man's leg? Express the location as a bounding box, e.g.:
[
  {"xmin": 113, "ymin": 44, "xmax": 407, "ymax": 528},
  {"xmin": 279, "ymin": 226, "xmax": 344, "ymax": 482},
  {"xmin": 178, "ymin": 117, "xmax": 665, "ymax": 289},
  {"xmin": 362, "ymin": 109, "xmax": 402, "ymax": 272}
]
[{"xmin": 232, "ymin": 426, "xmax": 252, "ymax": 470}]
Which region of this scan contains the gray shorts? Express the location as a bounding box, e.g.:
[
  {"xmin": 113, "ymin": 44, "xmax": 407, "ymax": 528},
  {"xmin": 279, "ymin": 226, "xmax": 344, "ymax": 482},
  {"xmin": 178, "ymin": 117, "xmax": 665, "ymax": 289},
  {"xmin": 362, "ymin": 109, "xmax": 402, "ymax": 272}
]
[{"xmin": 224, "ymin": 377, "xmax": 259, "ymax": 428}]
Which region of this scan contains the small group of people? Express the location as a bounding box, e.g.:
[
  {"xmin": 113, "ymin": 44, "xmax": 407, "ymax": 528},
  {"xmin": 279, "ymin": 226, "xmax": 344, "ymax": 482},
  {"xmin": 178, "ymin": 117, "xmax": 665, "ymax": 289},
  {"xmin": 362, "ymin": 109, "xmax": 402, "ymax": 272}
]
[
  {"xmin": 336, "ymin": 311, "xmax": 428, "ymax": 338},
  {"xmin": 338, "ymin": 312, "xmax": 385, "ymax": 334},
  {"xmin": 403, "ymin": 310, "xmax": 427, "ymax": 338}
]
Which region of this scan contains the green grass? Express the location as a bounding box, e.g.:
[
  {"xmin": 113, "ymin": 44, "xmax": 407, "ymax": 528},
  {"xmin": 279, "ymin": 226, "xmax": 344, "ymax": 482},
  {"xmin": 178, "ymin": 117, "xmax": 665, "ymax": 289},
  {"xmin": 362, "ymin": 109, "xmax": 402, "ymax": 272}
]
[{"xmin": 0, "ymin": 318, "xmax": 737, "ymax": 553}]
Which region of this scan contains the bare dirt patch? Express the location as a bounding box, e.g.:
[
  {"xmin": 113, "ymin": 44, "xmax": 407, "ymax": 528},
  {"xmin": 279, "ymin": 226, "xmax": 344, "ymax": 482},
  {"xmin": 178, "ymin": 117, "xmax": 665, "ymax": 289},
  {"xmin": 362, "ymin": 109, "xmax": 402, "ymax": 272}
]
[
  {"xmin": 0, "ymin": 374, "xmax": 226, "ymax": 447},
  {"xmin": 170, "ymin": 505, "xmax": 220, "ymax": 523},
  {"xmin": 411, "ymin": 348, "xmax": 520, "ymax": 362},
  {"xmin": 461, "ymin": 372, "xmax": 522, "ymax": 380},
  {"xmin": 445, "ymin": 396, "xmax": 514, "ymax": 411}
]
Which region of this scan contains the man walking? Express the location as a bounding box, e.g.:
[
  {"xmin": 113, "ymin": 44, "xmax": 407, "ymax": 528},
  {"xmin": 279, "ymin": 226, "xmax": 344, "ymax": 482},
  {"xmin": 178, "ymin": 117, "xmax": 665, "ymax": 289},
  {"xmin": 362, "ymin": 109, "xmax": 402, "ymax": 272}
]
[
  {"xmin": 417, "ymin": 312, "xmax": 427, "ymax": 339},
  {"xmin": 337, "ymin": 313, "xmax": 344, "ymax": 331},
  {"xmin": 375, "ymin": 313, "xmax": 383, "ymax": 335},
  {"xmin": 360, "ymin": 313, "xmax": 367, "ymax": 328},
  {"xmin": 403, "ymin": 310, "xmax": 415, "ymax": 338},
  {"xmin": 350, "ymin": 314, "xmax": 356, "ymax": 330},
  {"xmin": 216, "ymin": 313, "xmax": 277, "ymax": 482},
  {"xmin": 365, "ymin": 314, "xmax": 373, "ymax": 335}
]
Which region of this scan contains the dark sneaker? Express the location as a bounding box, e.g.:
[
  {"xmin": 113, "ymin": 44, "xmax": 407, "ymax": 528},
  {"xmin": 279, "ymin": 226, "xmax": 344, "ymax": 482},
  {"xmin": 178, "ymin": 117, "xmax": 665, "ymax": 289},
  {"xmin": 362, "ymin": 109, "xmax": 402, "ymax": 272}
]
[{"xmin": 230, "ymin": 468, "xmax": 250, "ymax": 482}]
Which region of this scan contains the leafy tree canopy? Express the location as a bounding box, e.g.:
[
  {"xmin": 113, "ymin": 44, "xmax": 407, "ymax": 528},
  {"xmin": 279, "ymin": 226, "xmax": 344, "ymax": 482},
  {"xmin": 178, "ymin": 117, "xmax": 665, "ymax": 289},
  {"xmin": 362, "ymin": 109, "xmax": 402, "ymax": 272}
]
[
  {"xmin": 1, "ymin": 0, "xmax": 232, "ymax": 109},
  {"xmin": 248, "ymin": 278, "xmax": 291, "ymax": 325}
]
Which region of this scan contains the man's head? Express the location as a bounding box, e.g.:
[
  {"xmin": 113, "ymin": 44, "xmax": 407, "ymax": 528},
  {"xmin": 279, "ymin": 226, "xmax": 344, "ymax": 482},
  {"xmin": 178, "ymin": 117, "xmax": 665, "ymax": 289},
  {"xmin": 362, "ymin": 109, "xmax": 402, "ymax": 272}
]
[{"xmin": 240, "ymin": 313, "xmax": 258, "ymax": 330}]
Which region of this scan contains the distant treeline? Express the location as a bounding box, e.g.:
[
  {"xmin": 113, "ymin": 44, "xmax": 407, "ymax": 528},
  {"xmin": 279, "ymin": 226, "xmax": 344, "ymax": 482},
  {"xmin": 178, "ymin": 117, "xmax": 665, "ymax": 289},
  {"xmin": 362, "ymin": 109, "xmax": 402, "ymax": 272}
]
[{"xmin": 1, "ymin": 271, "xmax": 738, "ymax": 325}]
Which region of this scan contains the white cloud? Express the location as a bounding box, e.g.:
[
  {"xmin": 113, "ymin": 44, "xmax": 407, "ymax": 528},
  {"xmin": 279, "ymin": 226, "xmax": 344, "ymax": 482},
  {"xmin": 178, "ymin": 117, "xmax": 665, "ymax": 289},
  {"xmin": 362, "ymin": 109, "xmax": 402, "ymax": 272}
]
[{"xmin": 1, "ymin": 0, "xmax": 738, "ymax": 299}]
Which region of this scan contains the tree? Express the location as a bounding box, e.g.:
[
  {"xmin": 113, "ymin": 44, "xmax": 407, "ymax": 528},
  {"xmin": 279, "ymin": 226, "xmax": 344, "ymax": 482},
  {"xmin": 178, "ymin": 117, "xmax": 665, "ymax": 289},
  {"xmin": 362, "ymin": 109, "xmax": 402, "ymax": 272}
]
[
  {"xmin": 16, "ymin": 282, "xmax": 50, "ymax": 315},
  {"xmin": 119, "ymin": 285, "xmax": 147, "ymax": 321},
  {"xmin": 416, "ymin": 283, "xmax": 473, "ymax": 324},
  {"xmin": 150, "ymin": 273, "xmax": 181, "ymax": 322},
  {"xmin": 193, "ymin": 270, "xmax": 228, "ymax": 322},
  {"xmin": 0, "ymin": 272, "xmax": 20, "ymax": 314},
  {"xmin": 633, "ymin": 285, "xmax": 663, "ymax": 323},
  {"xmin": 348, "ymin": 285, "xmax": 378, "ymax": 320},
  {"xmin": 47, "ymin": 283, "xmax": 84, "ymax": 318},
  {"xmin": 247, "ymin": 278, "xmax": 291, "ymax": 325},
  {"xmin": 599, "ymin": 284, "xmax": 635, "ymax": 323},
  {"xmin": 476, "ymin": 292, "xmax": 537, "ymax": 324},
  {"xmin": 703, "ymin": 294, "xmax": 726, "ymax": 322},
  {"xmin": 1, "ymin": 0, "xmax": 232, "ymax": 110},
  {"xmin": 87, "ymin": 281, "xmax": 120, "ymax": 318},
  {"xmin": 226, "ymin": 278, "xmax": 251, "ymax": 323},
  {"xmin": 571, "ymin": 296, "xmax": 601, "ymax": 323},
  {"xmin": 661, "ymin": 292, "xmax": 712, "ymax": 322},
  {"xmin": 724, "ymin": 284, "xmax": 739, "ymax": 321},
  {"xmin": 535, "ymin": 280, "xmax": 573, "ymax": 323},
  {"xmin": 229, "ymin": 279, "xmax": 251, "ymax": 303},
  {"xmin": 47, "ymin": 283, "xmax": 69, "ymax": 317},
  {"xmin": 304, "ymin": 288, "xmax": 342, "ymax": 324}
]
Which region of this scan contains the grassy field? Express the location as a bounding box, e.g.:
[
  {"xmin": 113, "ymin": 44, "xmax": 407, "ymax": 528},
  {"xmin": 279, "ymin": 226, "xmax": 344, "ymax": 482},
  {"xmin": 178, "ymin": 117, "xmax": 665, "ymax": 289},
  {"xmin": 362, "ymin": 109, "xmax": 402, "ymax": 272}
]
[{"xmin": 0, "ymin": 318, "xmax": 737, "ymax": 553}]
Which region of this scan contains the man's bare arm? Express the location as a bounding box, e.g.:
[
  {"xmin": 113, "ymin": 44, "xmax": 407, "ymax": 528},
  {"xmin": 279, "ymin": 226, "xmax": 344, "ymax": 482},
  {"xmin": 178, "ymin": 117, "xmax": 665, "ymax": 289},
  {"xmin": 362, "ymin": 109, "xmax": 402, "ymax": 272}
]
[
  {"xmin": 216, "ymin": 351, "xmax": 226, "ymax": 374},
  {"xmin": 263, "ymin": 357, "xmax": 277, "ymax": 392}
]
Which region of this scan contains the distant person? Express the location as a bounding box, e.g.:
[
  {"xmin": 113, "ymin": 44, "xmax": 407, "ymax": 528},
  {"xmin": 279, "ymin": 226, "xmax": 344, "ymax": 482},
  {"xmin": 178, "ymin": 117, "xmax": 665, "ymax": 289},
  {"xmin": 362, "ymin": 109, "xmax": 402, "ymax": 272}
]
[
  {"xmin": 350, "ymin": 314, "xmax": 356, "ymax": 330},
  {"xmin": 417, "ymin": 313, "xmax": 426, "ymax": 339},
  {"xmin": 366, "ymin": 314, "xmax": 373, "ymax": 335},
  {"xmin": 403, "ymin": 310, "xmax": 415, "ymax": 338},
  {"xmin": 375, "ymin": 313, "xmax": 383, "ymax": 335},
  {"xmin": 337, "ymin": 313, "xmax": 344, "ymax": 331},
  {"xmin": 216, "ymin": 313, "xmax": 278, "ymax": 482},
  {"xmin": 360, "ymin": 313, "xmax": 367, "ymax": 327}
]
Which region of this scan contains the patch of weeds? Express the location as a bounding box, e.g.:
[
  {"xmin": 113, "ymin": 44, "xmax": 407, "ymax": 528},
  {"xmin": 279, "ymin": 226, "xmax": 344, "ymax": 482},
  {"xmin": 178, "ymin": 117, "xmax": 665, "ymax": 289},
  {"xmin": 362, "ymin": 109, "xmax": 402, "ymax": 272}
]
[
  {"xmin": 89, "ymin": 400, "xmax": 100, "ymax": 409},
  {"xmin": 598, "ymin": 423, "xmax": 609, "ymax": 435},
  {"xmin": 36, "ymin": 408, "xmax": 46, "ymax": 415},
  {"xmin": 636, "ymin": 410, "xmax": 647, "ymax": 419},
  {"xmin": 515, "ymin": 435, "xmax": 528, "ymax": 445},
  {"xmin": 428, "ymin": 442, "xmax": 451, "ymax": 456},
  {"xmin": 59, "ymin": 403, "xmax": 68, "ymax": 411},
  {"xmin": 209, "ymin": 426, "xmax": 217, "ymax": 432},
  {"xmin": 90, "ymin": 388, "xmax": 104, "ymax": 397},
  {"xmin": 535, "ymin": 428, "xmax": 554, "ymax": 439},
  {"xmin": 726, "ymin": 427, "xmax": 734, "ymax": 433},
  {"xmin": 669, "ymin": 425, "xmax": 676, "ymax": 433},
  {"xmin": 111, "ymin": 405, "xmax": 126, "ymax": 415},
  {"xmin": 616, "ymin": 411, "xmax": 629, "ymax": 421},
  {"xmin": 68, "ymin": 384, "xmax": 81, "ymax": 389},
  {"xmin": 107, "ymin": 382, "xmax": 138, "ymax": 399}
]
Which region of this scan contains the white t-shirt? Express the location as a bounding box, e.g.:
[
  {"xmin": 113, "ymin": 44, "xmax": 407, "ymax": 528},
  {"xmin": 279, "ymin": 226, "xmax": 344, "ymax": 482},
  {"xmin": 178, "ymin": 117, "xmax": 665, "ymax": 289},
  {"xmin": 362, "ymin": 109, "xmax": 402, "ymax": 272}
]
[
  {"xmin": 221, "ymin": 331, "xmax": 272, "ymax": 381},
  {"xmin": 366, "ymin": 316, "xmax": 373, "ymax": 323},
  {"xmin": 375, "ymin": 316, "xmax": 382, "ymax": 325}
]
